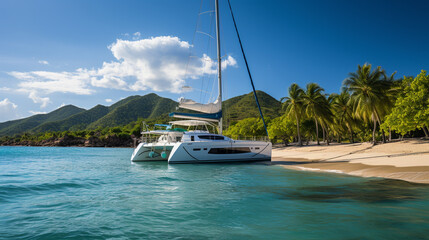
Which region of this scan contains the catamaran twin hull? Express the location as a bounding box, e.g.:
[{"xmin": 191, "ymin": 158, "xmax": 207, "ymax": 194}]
[
  {"xmin": 168, "ymin": 140, "xmax": 272, "ymax": 163},
  {"xmin": 131, "ymin": 143, "xmax": 174, "ymax": 162}
]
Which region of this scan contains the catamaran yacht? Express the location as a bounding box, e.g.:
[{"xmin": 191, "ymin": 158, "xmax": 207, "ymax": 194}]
[
  {"xmin": 168, "ymin": 132, "xmax": 271, "ymax": 163},
  {"xmin": 130, "ymin": 120, "xmax": 216, "ymax": 162}
]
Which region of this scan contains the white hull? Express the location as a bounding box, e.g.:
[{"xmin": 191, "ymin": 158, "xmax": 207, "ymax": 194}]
[
  {"xmin": 131, "ymin": 143, "xmax": 174, "ymax": 162},
  {"xmin": 168, "ymin": 140, "xmax": 271, "ymax": 163}
]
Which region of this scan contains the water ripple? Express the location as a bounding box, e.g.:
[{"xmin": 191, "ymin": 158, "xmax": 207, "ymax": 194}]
[{"xmin": 1, "ymin": 147, "xmax": 429, "ymax": 240}]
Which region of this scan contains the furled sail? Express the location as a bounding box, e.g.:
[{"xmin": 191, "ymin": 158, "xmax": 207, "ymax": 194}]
[{"xmin": 178, "ymin": 96, "xmax": 221, "ymax": 114}]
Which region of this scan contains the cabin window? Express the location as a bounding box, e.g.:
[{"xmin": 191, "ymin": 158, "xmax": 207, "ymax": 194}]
[
  {"xmin": 193, "ymin": 148, "xmax": 201, "ymax": 151},
  {"xmin": 191, "ymin": 136, "xmax": 194, "ymax": 141},
  {"xmin": 255, "ymin": 147, "xmax": 260, "ymax": 150},
  {"xmin": 176, "ymin": 137, "xmax": 182, "ymax": 142},
  {"xmin": 198, "ymin": 135, "xmax": 225, "ymax": 140},
  {"xmin": 208, "ymin": 147, "xmax": 251, "ymax": 154}
]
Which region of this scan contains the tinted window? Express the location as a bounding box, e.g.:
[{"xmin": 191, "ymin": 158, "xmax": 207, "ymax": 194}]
[
  {"xmin": 198, "ymin": 135, "xmax": 225, "ymax": 140},
  {"xmin": 208, "ymin": 147, "xmax": 251, "ymax": 154}
]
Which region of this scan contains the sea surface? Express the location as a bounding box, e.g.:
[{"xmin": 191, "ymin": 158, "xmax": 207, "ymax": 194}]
[{"xmin": 1, "ymin": 146, "xmax": 429, "ymax": 240}]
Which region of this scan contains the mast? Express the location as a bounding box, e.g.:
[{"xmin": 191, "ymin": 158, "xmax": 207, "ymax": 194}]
[{"xmin": 215, "ymin": 0, "xmax": 222, "ymax": 135}]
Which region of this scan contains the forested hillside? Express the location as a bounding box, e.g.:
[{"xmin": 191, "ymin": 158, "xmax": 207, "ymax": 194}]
[
  {"xmin": 223, "ymin": 90, "xmax": 282, "ymax": 124},
  {"xmin": 0, "ymin": 105, "xmax": 85, "ymax": 136}
]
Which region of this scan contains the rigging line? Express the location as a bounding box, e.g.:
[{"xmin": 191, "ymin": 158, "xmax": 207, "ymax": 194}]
[
  {"xmin": 202, "ymin": 3, "xmax": 216, "ymax": 105},
  {"xmin": 227, "ymin": 0, "xmax": 269, "ymax": 138},
  {"xmin": 199, "ymin": 10, "xmax": 215, "ymax": 15},
  {"xmin": 196, "ymin": 31, "xmax": 215, "ymax": 39},
  {"xmin": 184, "ymin": 0, "xmax": 204, "ymax": 98}
]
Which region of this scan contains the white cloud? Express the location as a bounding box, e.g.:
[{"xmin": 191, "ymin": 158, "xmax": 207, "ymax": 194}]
[
  {"xmin": 105, "ymin": 98, "xmax": 113, "ymax": 103},
  {"xmin": 38, "ymin": 60, "xmax": 49, "ymax": 65},
  {"xmin": 92, "ymin": 36, "xmax": 236, "ymax": 93},
  {"xmin": 132, "ymin": 32, "xmax": 141, "ymax": 40},
  {"xmin": 10, "ymin": 69, "xmax": 95, "ymax": 95},
  {"xmin": 29, "ymin": 110, "xmax": 47, "ymax": 115},
  {"xmin": 8, "ymin": 35, "xmax": 237, "ymax": 107},
  {"xmin": 0, "ymin": 98, "xmax": 18, "ymax": 122},
  {"xmin": 0, "ymin": 87, "xmax": 11, "ymax": 92},
  {"xmin": 28, "ymin": 91, "xmax": 51, "ymax": 108}
]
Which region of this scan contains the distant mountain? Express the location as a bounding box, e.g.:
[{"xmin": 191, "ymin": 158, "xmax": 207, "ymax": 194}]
[
  {"xmin": 32, "ymin": 95, "xmax": 159, "ymax": 133},
  {"xmin": 0, "ymin": 105, "xmax": 85, "ymax": 136},
  {"xmin": 87, "ymin": 93, "xmax": 177, "ymax": 129},
  {"xmin": 0, "ymin": 94, "xmax": 179, "ymax": 136},
  {"xmin": 32, "ymin": 104, "xmax": 110, "ymax": 132},
  {"xmin": 0, "ymin": 91, "xmax": 281, "ymax": 136},
  {"xmin": 223, "ymin": 91, "xmax": 282, "ymax": 123}
]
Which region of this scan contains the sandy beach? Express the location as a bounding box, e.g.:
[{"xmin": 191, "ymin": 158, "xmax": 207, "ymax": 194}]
[{"xmin": 272, "ymin": 139, "xmax": 429, "ymax": 184}]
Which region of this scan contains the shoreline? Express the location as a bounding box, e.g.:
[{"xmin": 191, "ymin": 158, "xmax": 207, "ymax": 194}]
[{"xmin": 272, "ymin": 139, "xmax": 429, "ymax": 184}]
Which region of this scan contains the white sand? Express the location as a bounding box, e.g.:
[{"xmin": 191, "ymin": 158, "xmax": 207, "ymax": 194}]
[{"xmin": 272, "ymin": 139, "xmax": 429, "ymax": 184}]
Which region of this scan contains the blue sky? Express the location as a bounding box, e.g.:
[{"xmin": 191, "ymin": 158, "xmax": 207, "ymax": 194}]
[{"xmin": 1, "ymin": 0, "xmax": 428, "ymax": 122}]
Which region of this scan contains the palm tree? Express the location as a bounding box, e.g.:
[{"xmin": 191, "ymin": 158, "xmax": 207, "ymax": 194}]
[
  {"xmin": 302, "ymin": 83, "xmax": 330, "ymax": 145},
  {"xmin": 281, "ymin": 84, "xmax": 304, "ymax": 146},
  {"xmin": 331, "ymin": 91, "xmax": 355, "ymax": 143},
  {"xmin": 343, "ymin": 64, "xmax": 391, "ymax": 144}
]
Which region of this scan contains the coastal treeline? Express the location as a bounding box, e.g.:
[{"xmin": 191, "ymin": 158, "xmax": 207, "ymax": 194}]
[
  {"xmin": 226, "ymin": 65, "xmax": 429, "ymax": 145},
  {"xmin": 0, "ymin": 118, "xmax": 155, "ymax": 147}
]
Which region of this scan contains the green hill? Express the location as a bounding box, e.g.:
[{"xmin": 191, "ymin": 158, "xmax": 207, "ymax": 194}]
[
  {"xmin": 32, "ymin": 104, "xmax": 110, "ymax": 132},
  {"xmin": 0, "ymin": 105, "xmax": 85, "ymax": 136},
  {"xmin": 0, "ymin": 93, "xmax": 179, "ymax": 136},
  {"xmin": 223, "ymin": 90, "xmax": 282, "ymax": 123},
  {"xmin": 87, "ymin": 93, "xmax": 177, "ymax": 129}
]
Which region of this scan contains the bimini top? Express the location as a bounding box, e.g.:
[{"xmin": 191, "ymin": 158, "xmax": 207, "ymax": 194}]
[{"xmin": 169, "ymin": 120, "xmax": 216, "ymax": 127}]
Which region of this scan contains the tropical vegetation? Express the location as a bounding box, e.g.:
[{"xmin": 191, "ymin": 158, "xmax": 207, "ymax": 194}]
[{"xmin": 229, "ymin": 65, "xmax": 428, "ymax": 146}]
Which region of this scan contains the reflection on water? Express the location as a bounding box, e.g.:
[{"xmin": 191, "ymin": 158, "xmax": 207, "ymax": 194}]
[
  {"xmin": 132, "ymin": 161, "xmax": 169, "ymax": 171},
  {"xmin": 275, "ymin": 179, "xmax": 428, "ymax": 203}
]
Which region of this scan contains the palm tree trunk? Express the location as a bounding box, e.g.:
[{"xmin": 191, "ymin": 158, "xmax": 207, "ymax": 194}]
[
  {"xmin": 372, "ymin": 115, "xmax": 377, "ymax": 145},
  {"xmin": 346, "ymin": 123, "xmax": 354, "ymax": 143},
  {"xmin": 423, "ymin": 126, "xmax": 429, "ymax": 138},
  {"xmin": 374, "ymin": 110, "xmax": 385, "ymax": 143},
  {"xmin": 322, "ymin": 125, "xmax": 326, "ymax": 143},
  {"xmin": 314, "ymin": 117, "xmax": 320, "ymax": 145},
  {"xmin": 326, "ymin": 130, "xmax": 330, "ymax": 145},
  {"xmin": 389, "ymin": 127, "xmax": 392, "ymax": 141},
  {"xmin": 295, "ymin": 113, "xmax": 302, "ymax": 146}
]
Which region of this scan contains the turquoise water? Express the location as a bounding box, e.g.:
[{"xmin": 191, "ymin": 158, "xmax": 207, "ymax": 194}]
[{"xmin": 1, "ymin": 147, "xmax": 429, "ymax": 240}]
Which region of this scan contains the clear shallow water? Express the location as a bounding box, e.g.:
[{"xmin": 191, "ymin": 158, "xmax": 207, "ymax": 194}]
[{"xmin": 1, "ymin": 146, "xmax": 429, "ymax": 240}]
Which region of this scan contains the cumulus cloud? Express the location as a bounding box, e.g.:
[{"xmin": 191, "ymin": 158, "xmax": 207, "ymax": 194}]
[
  {"xmin": 92, "ymin": 36, "xmax": 236, "ymax": 93},
  {"xmin": 8, "ymin": 35, "xmax": 237, "ymax": 107},
  {"xmin": 0, "ymin": 98, "xmax": 18, "ymax": 122},
  {"xmin": 38, "ymin": 60, "xmax": 49, "ymax": 65},
  {"xmin": 29, "ymin": 110, "xmax": 47, "ymax": 115},
  {"xmin": 105, "ymin": 98, "xmax": 113, "ymax": 103}
]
